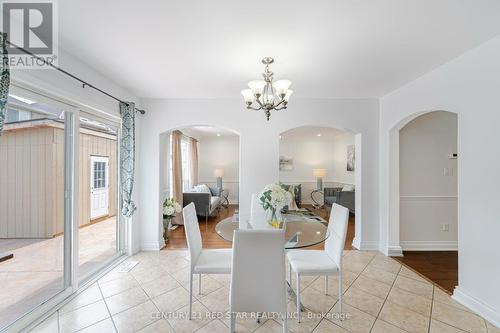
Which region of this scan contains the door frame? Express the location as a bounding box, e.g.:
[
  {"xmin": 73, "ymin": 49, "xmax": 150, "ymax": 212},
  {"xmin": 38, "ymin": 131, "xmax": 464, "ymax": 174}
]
[
  {"xmin": 90, "ymin": 155, "xmax": 110, "ymax": 220},
  {"xmin": 3, "ymin": 81, "xmax": 126, "ymax": 332}
]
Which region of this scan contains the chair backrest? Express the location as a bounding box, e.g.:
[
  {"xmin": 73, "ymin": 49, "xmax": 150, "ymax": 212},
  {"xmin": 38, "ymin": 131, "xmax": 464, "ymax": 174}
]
[
  {"xmin": 250, "ymin": 193, "xmax": 266, "ymax": 222},
  {"xmin": 230, "ymin": 229, "xmax": 287, "ymax": 313},
  {"xmin": 325, "ymin": 203, "xmax": 349, "ymax": 267},
  {"xmin": 182, "ymin": 202, "xmax": 202, "ymax": 268}
]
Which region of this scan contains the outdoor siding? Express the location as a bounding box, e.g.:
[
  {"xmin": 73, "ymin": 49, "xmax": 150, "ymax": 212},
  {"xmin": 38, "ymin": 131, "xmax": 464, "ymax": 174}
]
[{"xmin": 0, "ymin": 123, "xmax": 117, "ymax": 238}]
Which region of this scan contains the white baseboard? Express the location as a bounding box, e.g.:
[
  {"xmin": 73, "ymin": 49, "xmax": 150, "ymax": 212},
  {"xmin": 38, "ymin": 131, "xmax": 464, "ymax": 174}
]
[
  {"xmin": 351, "ymin": 237, "xmax": 361, "ymax": 250},
  {"xmin": 400, "ymin": 240, "xmax": 458, "ymax": 251},
  {"xmin": 357, "ymin": 240, "xmax": 379, "ymax": 251},
  {"xmin": 453, "ymin": 286, "xmax": 500, "ymax": 329},
  {"xmin": 387, "ymin": 245, "xmax": 404, "ymax": 257},
  {"xmin": 140, "ymin": 240, "xmax": 164, "ymax": 251}
]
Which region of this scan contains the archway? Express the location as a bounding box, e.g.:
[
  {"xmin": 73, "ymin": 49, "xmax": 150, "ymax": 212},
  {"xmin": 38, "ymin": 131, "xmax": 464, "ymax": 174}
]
[
  {"xmin": 388, "ymin": 110, "xmax": 458, "ymax": 292},
  {"xmin": 278, "ymin": 125, "xmax": 362, "ymax": 250},
  {"xmin": 158, "ymin": 124, "xmax": 241, "ymax": 249}
]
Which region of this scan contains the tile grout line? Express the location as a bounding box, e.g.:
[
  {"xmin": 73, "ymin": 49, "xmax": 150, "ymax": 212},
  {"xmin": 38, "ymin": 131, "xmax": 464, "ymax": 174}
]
[
  {"xmin": 96, "ymin": 279, "xmax": 119, "ymax": 333},
  {"xmin": 322, "ymin": 251, "xmax": 379, "ymax": 329}
]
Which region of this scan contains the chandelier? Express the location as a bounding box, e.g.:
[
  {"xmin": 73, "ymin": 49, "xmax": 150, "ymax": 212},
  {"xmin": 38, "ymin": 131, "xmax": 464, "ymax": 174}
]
[{"xmin": 241, "ymin": 57, "xmax": 293, "ymax": 121}]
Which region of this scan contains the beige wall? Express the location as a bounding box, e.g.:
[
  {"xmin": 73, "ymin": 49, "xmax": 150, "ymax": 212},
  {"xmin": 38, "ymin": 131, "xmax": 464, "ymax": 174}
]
[{"xmin": 0, "ymin": 122, "xmax": 117, "ymax": 238}]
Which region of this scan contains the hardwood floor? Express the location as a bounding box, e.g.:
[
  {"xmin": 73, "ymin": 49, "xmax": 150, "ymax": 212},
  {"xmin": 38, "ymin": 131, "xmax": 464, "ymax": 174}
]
[
  {"xmin": 392, "ymin": 251, "xmax": 458, "ymax": 294},
  {"xmin": 164, "ymin": 204, "xmax": 355, "ymax": 250}
]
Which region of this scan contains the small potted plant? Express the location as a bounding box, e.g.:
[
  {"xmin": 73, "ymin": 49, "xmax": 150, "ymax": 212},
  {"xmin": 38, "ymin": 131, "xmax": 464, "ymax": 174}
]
[
  {"xmin": 259, "ymin": 183, "xmax": 293, "ymax": 228},
  {"xmin": 163, "ymin": 197, "xmax": 182, "ymax": 243}
]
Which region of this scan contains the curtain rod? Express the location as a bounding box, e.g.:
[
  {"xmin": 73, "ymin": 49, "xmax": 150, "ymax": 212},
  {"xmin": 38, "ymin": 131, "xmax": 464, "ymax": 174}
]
[{"xmin": 5, "ymin": 40, "xmax": 146, "ymax": 115}]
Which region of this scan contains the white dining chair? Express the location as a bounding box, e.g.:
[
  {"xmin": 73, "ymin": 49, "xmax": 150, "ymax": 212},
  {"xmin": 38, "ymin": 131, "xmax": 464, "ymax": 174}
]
[
  {"xmin": 287, "ymin": 203, "xmax": 349, "ymax": 322},
  {"xmin": 183, "ymin": 202, "xmax": 232, "ymax": 319},
  {"xmin": 229, "ymin": 229, "xmax": 288, "ymax": 333}
]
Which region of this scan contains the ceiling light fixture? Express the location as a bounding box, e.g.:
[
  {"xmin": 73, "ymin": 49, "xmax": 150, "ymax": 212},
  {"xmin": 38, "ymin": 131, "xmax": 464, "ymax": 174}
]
[
  {"xmin": 241, "ymin": 57, "xmax": 292, "ymax": 121},
  {"xmin": 216, "ymin": 133, "xmax": 221, "ymax": 137}
]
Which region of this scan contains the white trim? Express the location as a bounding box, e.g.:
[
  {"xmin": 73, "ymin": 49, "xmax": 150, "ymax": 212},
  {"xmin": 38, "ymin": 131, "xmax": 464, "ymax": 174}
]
[
  {"xmin": 399, "ymin": 195, "xmax": 458, "ymax": 199},
  {"xmin": 400, "ymin": 240, "xmax": 458, "ymax": 251},
  {"xmin": 141, "ymin": 240, "xmax": 164, "ymax": 251},
  {"xmin": 357, "ymin": 240, "xmax": 380, "ymax": 251},
  {"xmin": 351, "ymin": 237, "xmax": 361, "ymax": 250},
  {"xmin": 453, "ymin": 287, "xmax": 500, "ymax": 329},
  {"xmin": 387, "ymin": 245, "xmax": 404, "ymax": 257}
]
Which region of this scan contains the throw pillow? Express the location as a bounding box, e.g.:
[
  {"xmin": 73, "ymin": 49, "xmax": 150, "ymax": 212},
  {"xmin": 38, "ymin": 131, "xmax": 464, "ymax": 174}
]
[{"xmin": 342, "ymin": 184, "xmax": 355, "ymax": 192}]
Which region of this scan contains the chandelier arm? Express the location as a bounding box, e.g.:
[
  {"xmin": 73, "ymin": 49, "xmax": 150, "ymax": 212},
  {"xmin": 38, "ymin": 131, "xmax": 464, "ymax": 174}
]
[
  {"xmin": 246, "ymin": 105, "xmax": 262, "ymax": 111},
  {"xmin": 255, "ymin": 97, "xmax": 264, "ymax": 108},
  {"xmin": 274, "ymin": 105, "xmax": 288, "ymax": 111}
]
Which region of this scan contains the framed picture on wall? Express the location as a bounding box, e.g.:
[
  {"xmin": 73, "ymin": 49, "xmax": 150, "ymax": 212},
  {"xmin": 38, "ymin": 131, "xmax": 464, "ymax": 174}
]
[
  {"xmin": 279, "ymin": 156, "xmax": 294, "ymax": 171},
  {"xmin": 347, "ymin": 145, "xmax": 355, "ymax": 171}
]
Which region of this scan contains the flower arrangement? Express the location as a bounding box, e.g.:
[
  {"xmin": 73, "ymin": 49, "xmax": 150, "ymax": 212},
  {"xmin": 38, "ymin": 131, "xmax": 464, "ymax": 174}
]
[
  {"xmin": 163, "ymin": 197, "xmax": 182, "ymax": 219},
  {"xmin": 162, "ymin": 197, "xmax": 182, "ymax": 243},
  {"xmin": 259, "ymin": 183, "xmax": 293, "ymax": 228}
]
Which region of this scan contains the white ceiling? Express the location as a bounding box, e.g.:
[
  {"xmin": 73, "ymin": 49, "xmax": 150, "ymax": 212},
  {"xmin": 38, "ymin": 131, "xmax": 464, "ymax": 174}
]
[
  {"xmin": 180, "ymin": 126, "xmax": 238, "ymax": 139},
  {"xmin": 281, "ymin": 126, "xmax": 347, "ymax": 139},
  {"xmin": 59, "ymin": 0, "xmax": 500, "ymax": 99}
]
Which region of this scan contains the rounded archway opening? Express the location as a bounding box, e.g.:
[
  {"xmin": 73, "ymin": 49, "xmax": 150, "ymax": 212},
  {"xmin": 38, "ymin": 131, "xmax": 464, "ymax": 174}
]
[
  {"xmin": 158, "ymin": 124, "xmax": 241, "ymax": 249},
  {"xmin": 278, "ymin": 125, "xmax": 362, "ymax": 250},
  {"xmin": 388, "ymin": 110, "xmax": 458, "ymax": 293}
]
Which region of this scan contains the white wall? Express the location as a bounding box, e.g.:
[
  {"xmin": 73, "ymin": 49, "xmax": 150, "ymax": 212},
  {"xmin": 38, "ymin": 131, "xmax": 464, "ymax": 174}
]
[
  {"xmin": 279, "ymin": 127, "xmax": 354, "ymax": 204},
  {"xmin": 198, "ymin": 135, "xmax": 240, "ymax": 203},
  {"xmin": 399, "ymin": 111, "xmax": 458, "ymax": 249},
  {"xmin": 11, "ymin": 48, "xmax": 142, "ymax": 254},
  {"xmin": 380, "ymin": 35, "xmax": 500, "ymax": 326},
  {"xmin": 137, "ymin": 98, "xmax": 379, "ymax": 252}
]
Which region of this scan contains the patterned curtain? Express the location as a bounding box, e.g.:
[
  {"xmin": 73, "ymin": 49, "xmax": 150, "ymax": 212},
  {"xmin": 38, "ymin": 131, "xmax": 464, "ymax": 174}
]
[
  {"xmin": 0, "ymin": 33, "xmax": 10, "ymax": 136},
  {"xmin": 120, "ymin": 102, "xmax": 136, "ymax": 217}
]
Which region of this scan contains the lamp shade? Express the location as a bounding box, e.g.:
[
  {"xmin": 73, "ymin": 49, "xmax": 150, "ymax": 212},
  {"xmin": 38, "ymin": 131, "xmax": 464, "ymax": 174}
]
[
  {"xmin": 313, "ymin": 168, "xmax": 326, "ymax": 178},
  {"xmin": 273, "ymin": 80, "xmax": 292, "ymax": 95},
  {"xmin": 284, "ymin": 89, "xmax": 293, "ymax": 102},
  {"xmin": 213, "ymin": 168, "xmax": 225, "ymax": 178},
  {"xmin": 241, "ymin": 89, "xmax": 255, "ymax": 103},
  {"xmin": 248, "ymin": 80, "xmax": 266, "ymax": 95}
]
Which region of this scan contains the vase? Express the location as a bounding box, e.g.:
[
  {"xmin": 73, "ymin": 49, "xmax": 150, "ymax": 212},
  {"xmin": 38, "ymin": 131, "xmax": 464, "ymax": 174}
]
[
  {"xmin": 163, "ymin": 217, "xmax": 172, "ymax": 244},
  {"xmin": 267, "ymin": 209, "xmax": 281, "ymax": 228}
]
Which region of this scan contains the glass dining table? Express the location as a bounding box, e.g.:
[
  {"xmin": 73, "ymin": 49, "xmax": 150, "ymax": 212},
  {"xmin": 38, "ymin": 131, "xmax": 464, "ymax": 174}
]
[
  {"xmin": 215, "ymin": 213, "xmax": 329, "ymax": 249},
  {"xmin": 215, "ymin": 212, "xmax": 330, "ymax": 312}
]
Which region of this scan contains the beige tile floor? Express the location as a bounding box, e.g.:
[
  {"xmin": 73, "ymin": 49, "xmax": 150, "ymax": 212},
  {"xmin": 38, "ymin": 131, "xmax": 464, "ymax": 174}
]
[
  {"xmin": 30, "ymin": 249, "xmax": 500, "ymax": 333},
  {"xmin": 0, "ymin": 217, "xmax": 117, "ymax": 329}
]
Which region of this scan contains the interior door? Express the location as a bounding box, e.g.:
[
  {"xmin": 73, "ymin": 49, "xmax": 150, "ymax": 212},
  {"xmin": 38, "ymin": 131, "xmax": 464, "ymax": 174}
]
[{"xmin": 90, "ymin": 156, "xmax": 109, "ymax": 219}]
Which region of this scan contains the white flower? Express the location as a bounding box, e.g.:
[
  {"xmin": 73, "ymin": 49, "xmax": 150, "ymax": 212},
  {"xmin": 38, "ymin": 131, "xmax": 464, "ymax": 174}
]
[
  {"xmin": 174, "ymin": 202, "xmax": 182, "ymax": 213},
  {"xmin": 258, "ymin": 183, "xmax": 292, "ymax": 212},
  {"xmin": 164, "ymin": 206, "xmax": 175, "ymax": 216}
]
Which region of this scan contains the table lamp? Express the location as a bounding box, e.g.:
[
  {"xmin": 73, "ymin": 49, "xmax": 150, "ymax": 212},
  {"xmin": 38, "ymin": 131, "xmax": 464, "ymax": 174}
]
[
  {"xmin": 313, "ymin": 168, "xmax": 326, "ymax": 190},
  {"xmin": 213, "ymin": 168, "xmax": 225, "ymax": 189}
]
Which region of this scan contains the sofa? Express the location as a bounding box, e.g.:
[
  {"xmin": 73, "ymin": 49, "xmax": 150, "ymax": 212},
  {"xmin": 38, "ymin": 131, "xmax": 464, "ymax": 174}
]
[
  {"xmin": 324, "ymin": 186, "xmax": 355, "ymax": 214},
  {"xmin": 183, "ymin": 186, "xmax": 222, "ymax": 223}
]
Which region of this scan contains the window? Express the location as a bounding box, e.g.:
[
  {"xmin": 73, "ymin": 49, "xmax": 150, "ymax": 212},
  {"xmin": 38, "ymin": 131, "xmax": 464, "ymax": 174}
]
[
  {"xmin": 5, "ymin": 108, "xmax": 31, "ymax": 123},
  {"xmin": 181, "ymin": 138, "xmax": 191, "ymax": 191},
  {"xmin": 93, "ymin": 161, "xmax": 107, "ymax": 189}
]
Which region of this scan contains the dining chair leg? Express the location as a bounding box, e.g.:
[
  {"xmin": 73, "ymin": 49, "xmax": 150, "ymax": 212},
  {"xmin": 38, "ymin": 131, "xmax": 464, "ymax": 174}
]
[
  {"xmin": 230, "ymin": 312, "xmax": 235, "ymax": 333},
  {"xmin": 325, "ymin": 276, "xmax": 328, "ymax": 295},
  {"xmin": 338, "ymin": 271, "xmax": 343, "ymax": 321},
  {"xmin": 189, "ymin": 272, "xmax": 193, "ymax": 320},
  {"xmin": 296, "ymin": 272, "xmax": 300, "ymax": 323},
  {"xmin": 288, "ymin": 263, "xmax": 292, "ymax": 284},
  {"xmin": 198, "ymin": 273, "xmax": 202, "ymax": 295},
  {"xmin": 282, "ymin": 312, "xmax": 288, "ymax": 333}
]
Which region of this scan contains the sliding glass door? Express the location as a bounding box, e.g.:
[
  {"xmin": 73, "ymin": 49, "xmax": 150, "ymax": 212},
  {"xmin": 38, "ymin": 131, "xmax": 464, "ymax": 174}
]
[
  {"xmin": 77, "ymin": 112, "xmax": 122, "ymax": 281},
  {"xmin": 0, "ymin": 85, "xmax": 125, "ymax": 330},
  {"xmin": 0, "ymin": 86, "xmax": 76, "ymax": 330}
]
